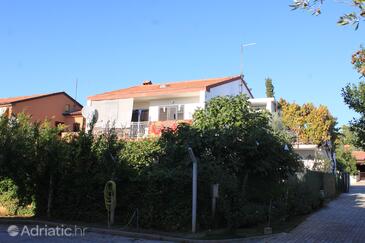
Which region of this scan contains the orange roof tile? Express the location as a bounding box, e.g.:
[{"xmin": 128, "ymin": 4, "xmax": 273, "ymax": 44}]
[
  {"xmin": 0, "ymin": 94, "xmax": 48, "ymax": 105},
  {"xmin": 0, "ymin": 92, "xmax": 83, "ymax": 108},
  {"xmin": 63, "ymin": 110, "xmax": 82, "ymax": 116},
  {"xmin": 88, "ymin": 75, "xmax": 253, "ymax": 101},
  {"xmin": 352, "ymin": 150, "xmax": 365, "ymax": 162}
]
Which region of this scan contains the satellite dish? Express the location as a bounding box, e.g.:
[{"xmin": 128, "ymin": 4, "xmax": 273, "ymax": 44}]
[
  {"xmin": 81, "ymin": 106, "xmax": 98, "ymax": 122},
  {"xmin": 0, "ymin": 107, "xmax": 8, "ymax": 116},
  {"xmin": 81, "ymin": 106, "xmax": 91, "ymax": 118}
]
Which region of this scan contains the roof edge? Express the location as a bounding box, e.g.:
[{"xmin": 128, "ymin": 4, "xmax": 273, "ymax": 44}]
[
  {"xmin": 3, "ymin": 92, "xmax": 83, "ymax": 108},
  {"xmin": 88, "ymin": 75, "xmax": 250, "ymax": 101}
]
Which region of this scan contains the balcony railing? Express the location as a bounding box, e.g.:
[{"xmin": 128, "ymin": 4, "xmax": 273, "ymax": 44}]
[
  {"xmin": 129, "ymin": 122, "xmax": 149, "ymax": 138},
  {"xmin": 126, "ymin": 120, "xmax": 193, "ymax": 139}
]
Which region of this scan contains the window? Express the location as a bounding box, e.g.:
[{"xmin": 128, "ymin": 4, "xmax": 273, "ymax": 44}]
[
  {"xmin": 159, "ymin": 105, "xmax": 184, "ymax": 121},
  {"xmin": 55, "ymin": 121, "xmax": 64, "ymax": 127},
  {"xmin": 73, "ymin": 123, "xmax": 81, "ymax": 132},
  {"xmin": 131, "ymin": 109, "xmax": 149, "ymax": 122},
  {"xmin": 64, "ymin": 104, "xmax": 71, "ymax": 112}
]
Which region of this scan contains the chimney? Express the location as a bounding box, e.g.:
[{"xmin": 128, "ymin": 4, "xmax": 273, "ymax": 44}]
[{"xmin": 143, "ymin": 80, "xmax": 153, "ymax": 85}]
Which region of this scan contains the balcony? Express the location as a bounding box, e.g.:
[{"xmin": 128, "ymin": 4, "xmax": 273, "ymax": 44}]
[
  {"xmin": 129, "ymin": 121, "xmax": 149, "ymax": 138},
  {"xmin": 127, "ymin": 120, "xmax": 192, "ymax": 139}
]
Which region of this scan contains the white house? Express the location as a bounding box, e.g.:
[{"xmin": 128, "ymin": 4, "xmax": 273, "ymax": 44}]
[
  {"xmin": 87, "ymin": 75, "xmax": 255, "ymax": 137},
  {"xmin": 248, "ymin": 97, "xmax": 277, "ymax": 113},
  {"xmin": 293, "ymin": 143, "xmax": 335, "ymax": 172}
]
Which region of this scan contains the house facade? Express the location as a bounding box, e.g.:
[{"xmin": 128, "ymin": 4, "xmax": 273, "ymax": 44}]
[
  {"xmin": 87, "ymin": 75, "xmax": 254, "ymax": 137},
  {"xmin": 293, "ymin": 144, "xmax": 334, "ymax": 171},
  {"xmin": 344, "ymin": 147, "xmax": 365, "ymax": 180},
  {"xmin": 0, "ymin": 92, "xmax": 84, "ymax": 132}
]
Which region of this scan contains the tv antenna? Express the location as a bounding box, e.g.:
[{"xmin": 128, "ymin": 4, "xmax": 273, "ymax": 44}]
[
  {"xmin": 75, "ymin": 78, "xmax": 78, "ymax": 101},
  {"xmin": 240, "ymin": 43, "xmax": 256, "ymax": 76}
]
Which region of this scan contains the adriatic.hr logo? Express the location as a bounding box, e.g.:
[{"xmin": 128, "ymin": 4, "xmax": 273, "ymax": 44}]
[{"xmin": 7, "ymin": 224, "xmax": 87, "ymax": 237}]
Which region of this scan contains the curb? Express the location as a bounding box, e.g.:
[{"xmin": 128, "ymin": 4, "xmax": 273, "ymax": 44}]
[{"xmin": 0, "ymin": 218, "xmax": 285, "ymax": 242}]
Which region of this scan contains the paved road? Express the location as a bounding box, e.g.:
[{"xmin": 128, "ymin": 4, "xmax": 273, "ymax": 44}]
[
  {"xmin": 266, "ymin": 184, "xmax": 365, "ymax": 243},
  {"xmin": 2, "ymin": 185, "xmax": 365, "ymax": 242},
  {"xmin": 0, "ymin": 224, "xmax": 174, "ymax": 243}
]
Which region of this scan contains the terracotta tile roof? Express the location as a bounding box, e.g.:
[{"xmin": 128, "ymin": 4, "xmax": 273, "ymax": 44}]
[
  {"xmin": 0, "ymin": 94, "xmax": 48, "ymax": 105},
  {"xmin": 352, "ymin": 151, "xmax": 365, "ymax": 163},
  {"xmin": 63, "ymin": 110, "xmax": 82, "ymax": 116},
  {"xmin": 0, "ymin": 92, "xmax": 83, "ymax": 108},
  {"xmin": 89, "ymin": 75, "xmax": 253, "ymax": 101}
]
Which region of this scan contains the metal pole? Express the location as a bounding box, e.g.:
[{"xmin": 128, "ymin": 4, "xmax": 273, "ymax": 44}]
[
  {"xmin": 137, "ymin": 109, "xmax": 142, "ymax": 137},
  {"xmin": 240, "ymin": 45, "xmax": 244, "ymax": 76},
  {"xmin": 240, "ymin": 43, "xmax": 256, "ymax": 76},
  {"xmin": 188, "ymin": 147, "xmax": 198, "ymax": 233}
]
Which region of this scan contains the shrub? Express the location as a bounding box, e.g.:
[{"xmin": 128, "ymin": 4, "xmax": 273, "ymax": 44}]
[{"xmin": 0, "ymin": 177, "xmax": 35, "ymax": 216}]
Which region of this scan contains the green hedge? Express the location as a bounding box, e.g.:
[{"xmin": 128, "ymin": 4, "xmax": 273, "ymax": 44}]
[{"xmin": 0, "ymin": 95, "xmax": 341, "ymax": 231}]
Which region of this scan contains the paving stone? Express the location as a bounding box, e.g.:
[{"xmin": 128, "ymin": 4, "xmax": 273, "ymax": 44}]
[{"xmin": 266, "ymin": 184, "xmax": 365, "ymax": 243}]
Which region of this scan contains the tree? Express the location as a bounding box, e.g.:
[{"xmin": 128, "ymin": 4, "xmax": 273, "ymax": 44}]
[
  {"xmin": 352, "ymin": 47, "xmax": 365, "ymax": 77},
  {"xmin": 335, "ymin": 125, "xmax": 358, "ymax": 174},
  {"xmin": 336, "ymin": 148, "xmax": 357, "ymax": 174},
  {"xmin": 271, "ymin": 112, "xmax": 296, "ymax": 143},
  {"xmin": 193, "ymin": 94, "xmax": 301, "ymax": 184},
  {"xmin": 342, "ymin": 47, "xmax": 365, "ymax": 149},
  {"xmin": 290, "ymin": 0, "xmax": 365, "ymax": 29},
  {"xmin": 265, "ymin": 78, "xmax": 275, "ymax": 98},
  {"xmin": 339, "ymin": 125, "xmax": 357, "ymax": 147},
  {"xmin": 279, "ymin": 99, "xmax": 337, "ymax": 145},
  {"xmin": 191, "ymin": 95, "xmax": 301, "ymax": 228},
  {"xmin": 342, "ymin": 82, "xmax": 365, "ymax": 149}
]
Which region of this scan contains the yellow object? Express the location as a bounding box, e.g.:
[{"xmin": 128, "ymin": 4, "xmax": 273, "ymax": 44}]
[{"xmin": 104, "ymin": 180, "xmax": 117, "ymax": 227}]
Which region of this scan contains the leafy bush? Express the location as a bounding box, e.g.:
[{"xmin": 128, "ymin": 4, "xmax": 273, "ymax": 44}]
[{"xmin": 0, "ymin": 177, "xmax": 34, "ymax": 216}]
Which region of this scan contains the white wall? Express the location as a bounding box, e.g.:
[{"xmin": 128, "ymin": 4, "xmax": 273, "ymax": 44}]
[
  {"xmin": 205, "ymin": 80, "xmax": 251, "ymax": 101},
  {"xmin": 350, "ymin": 175, "xmax": 358, "ymax": 185},
  {"xmin": 89, "ymin": 98, "xmax": 134, "ymax": 128}
]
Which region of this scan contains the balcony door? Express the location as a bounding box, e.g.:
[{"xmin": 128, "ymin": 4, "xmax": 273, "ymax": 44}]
[{"xmin": 131, "ymin": 109, "xmax": 149, "ymax": 122}]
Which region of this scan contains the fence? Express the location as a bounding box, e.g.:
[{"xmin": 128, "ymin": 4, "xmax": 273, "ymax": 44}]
[{"xmin": 291, "ymin": 170, "xmax": 349, "ymax": 199}]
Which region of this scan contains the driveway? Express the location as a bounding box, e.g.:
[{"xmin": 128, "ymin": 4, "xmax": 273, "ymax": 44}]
[{"xmin": 266, "ymin": 184, "xmax": 365, "ymax": 243}]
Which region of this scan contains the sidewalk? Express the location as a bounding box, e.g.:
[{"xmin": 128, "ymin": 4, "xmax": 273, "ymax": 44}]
[{"xmin": 266, "ymin": 184, "xmax": 365, "ymax": 242}]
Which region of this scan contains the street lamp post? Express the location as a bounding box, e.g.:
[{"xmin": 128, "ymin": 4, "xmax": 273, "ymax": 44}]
[{"xmin": 188, "ymin": 147, "xmax": 198, "ymax": 233}]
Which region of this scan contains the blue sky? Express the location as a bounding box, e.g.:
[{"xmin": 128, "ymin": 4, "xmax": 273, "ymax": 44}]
[{"xmin": 0, "ymin": 0, "xmax": 364, "ymax": 125}]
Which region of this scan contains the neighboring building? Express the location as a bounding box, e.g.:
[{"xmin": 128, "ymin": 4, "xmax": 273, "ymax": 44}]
[
  {"xmin": 349, "ymin": 149, "xmax": 365, "ymax": 180},
  {"xmin": 293, "ymin": 144, "xmax": 332, "ymax": 170},
  {"xmin": 292, "ymin": 142, "xmax": 336, "ymax": 173},
  {"xmin": 248, "ymin": 97, "xmax": 277, "ymax": 113},
  {"xmin": 341, "ymin": 145, "xmax": 365, "ymax": 180},
  {"xmin": 0, "ymin": 92, "xmax": 84, "ymax": 132},
  {"xmin": 87, "ymin": 75, "xmax": 254, "ymax": 137}
]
